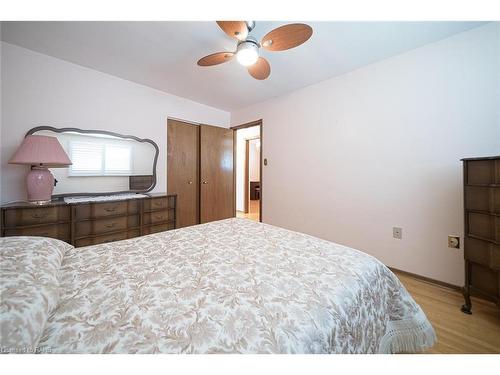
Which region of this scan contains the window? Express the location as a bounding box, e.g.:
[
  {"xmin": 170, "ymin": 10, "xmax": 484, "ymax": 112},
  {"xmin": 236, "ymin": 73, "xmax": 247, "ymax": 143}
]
[
  {"xmin": 104, "ymin": 145, "xmax": 132, "ymax": 174},
  {"xmin": 69, "ymin": 141, "xmax": 132, "ymax": 176}
]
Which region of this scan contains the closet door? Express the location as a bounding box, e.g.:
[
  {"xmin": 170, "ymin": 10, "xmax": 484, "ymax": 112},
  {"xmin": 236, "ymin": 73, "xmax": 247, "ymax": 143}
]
[
  {"xmin": 167, "ymin": 119, "xmax": 199, "ymax": 228},
  {"xmin": 200, "ymin": 125, "xmax": 234, "ymax": 223}
]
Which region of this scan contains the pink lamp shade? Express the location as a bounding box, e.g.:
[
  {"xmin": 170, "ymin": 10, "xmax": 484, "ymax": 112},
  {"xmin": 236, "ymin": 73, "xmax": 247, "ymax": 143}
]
[
  {"xmin": 9, "ymin": 135, "xmax": 72, "ymax": 204},
  {"xmin": 9, "ymin": 135, "xmax": 72, "ymax": 167}
]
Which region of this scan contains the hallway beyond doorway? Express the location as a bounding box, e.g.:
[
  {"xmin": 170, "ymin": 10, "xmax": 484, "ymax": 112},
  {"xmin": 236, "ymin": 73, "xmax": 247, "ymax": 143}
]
[{"xmin": 233, "ymin": 120, "xmax": 262, "ymax": 222}]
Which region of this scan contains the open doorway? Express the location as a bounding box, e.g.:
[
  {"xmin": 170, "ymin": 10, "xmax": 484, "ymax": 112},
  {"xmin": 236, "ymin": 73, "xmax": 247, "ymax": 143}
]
[{"xmin": 232, "ymin": 120, "xmax": 262, "ymax": 222}]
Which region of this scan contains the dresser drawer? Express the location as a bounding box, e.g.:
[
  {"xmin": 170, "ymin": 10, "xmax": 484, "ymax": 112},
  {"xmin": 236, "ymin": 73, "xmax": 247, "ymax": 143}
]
[
  {"xmin": 467, "ymin": 212, "xmax": 500, "ymax": 243},
  {"xmin": 74, "ymin": 200, "xmax": 139, "ymax": 220},
  {"xmin": 75, "ymin": 215, "xmax": 140, "ymax": 237},
  {"xmin": 1, "ymin": 195, "xmax": 177, "ymax": 246},
  {"xmin": 465, "ymin": 186, "xmax": 500, "ymax": 214},
  {"xmin": 3, "ymin": 223, "xmax": 70, "ymax": 241},
  {"xmin": 465, "ymin": 237, "xmax": 500, "ymax": 270},
  {"xmin": 143, "ymin": 197, "xmax": 170, "ymax": 212},
  {"xmin": 75, "ymin": 229, "xmax": 140, "ymax": 247},
  {"xmin": 143, "ymin": 210, "xmax": 174, "ymax": 225},
  {"xmin": 466, "ymin": 159, "xmax": 500, "ymax": 185},
  {"xmin": 143, "ymin": 222, "xmax": 175, "ymax": 235},
  {"xmin": 4, "ymin": 206, "xmax": 70, "ymax": 227}
]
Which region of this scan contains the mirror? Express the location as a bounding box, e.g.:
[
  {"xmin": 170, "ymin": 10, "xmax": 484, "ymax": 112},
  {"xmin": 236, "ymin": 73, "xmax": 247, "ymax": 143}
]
[{"xmin": 27, "ymin": 126, "xmax": 159, "ymax": 197}]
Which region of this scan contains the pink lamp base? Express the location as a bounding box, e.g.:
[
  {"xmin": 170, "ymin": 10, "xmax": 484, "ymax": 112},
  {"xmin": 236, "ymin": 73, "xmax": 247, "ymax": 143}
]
[{"xmin": 26, "ymin": 167, "xmax": 54, "ymax": 204}]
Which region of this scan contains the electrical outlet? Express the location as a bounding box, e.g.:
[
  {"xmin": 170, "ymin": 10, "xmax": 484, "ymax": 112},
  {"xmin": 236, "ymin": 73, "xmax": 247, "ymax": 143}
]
[
  {"xmin": 448, "ymin": 235, "xmax": 460, "ymax": 249},
  {"xmin": 393, "ymin": 227, "xmax": 402, "ymax": 239}
]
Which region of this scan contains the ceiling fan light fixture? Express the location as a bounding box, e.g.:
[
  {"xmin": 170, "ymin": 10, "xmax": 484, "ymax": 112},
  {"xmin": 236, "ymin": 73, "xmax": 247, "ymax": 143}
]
[{"xmin": 236, "ymin": 41, "xmax": 259, "ymax": 66}]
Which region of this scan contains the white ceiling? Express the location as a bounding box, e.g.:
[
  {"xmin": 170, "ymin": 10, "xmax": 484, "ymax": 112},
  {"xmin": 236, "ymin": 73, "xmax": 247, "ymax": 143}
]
[{"xmin": 1, "ymin": 21, "xmax": 486, "ymax": 111}]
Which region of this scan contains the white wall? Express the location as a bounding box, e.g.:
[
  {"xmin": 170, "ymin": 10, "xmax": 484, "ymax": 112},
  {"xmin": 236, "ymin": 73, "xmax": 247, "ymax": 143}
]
[
  {"xmin": 231, "ymin": 23, "xmax": 500, "ymax": 286},
  {"xmin": 0, "ymin": 42, "xmax": 230, "ymax": 203},
  {"xmin": 249, "ymin": 139, "xmax": 260, "ymax": 182},
  {"xmin": 235, "ymin": 126, "xmax": 260, "ymax": 211}
]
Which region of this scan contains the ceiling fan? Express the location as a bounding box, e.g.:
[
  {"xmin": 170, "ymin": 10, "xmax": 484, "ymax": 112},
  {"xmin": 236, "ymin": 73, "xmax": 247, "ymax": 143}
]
[{"xmin": 197, "ymin": 21, "xmax": 313, "ymax": 80}]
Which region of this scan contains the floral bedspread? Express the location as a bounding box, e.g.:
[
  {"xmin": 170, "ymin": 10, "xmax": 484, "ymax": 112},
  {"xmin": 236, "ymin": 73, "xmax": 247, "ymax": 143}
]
[{"xmin": 37, "ymin": 218, "xmax": 435, "ymax": 353}]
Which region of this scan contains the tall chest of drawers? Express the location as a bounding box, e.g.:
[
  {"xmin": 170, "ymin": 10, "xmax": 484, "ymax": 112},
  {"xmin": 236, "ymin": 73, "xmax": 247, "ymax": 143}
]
[
  {"xmin": 1, "ymin": 194, "xmax": 176, "ymax": 247},
  {"xmin": 462, "ymin": 156, "xmax": 500, "ymax": 313}
]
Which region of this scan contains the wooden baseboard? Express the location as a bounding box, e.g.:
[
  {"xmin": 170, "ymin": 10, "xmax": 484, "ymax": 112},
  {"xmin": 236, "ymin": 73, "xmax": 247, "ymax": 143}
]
[{"xmin": 389, "ymin": 267, "xmax": 462, "ymax": 292}]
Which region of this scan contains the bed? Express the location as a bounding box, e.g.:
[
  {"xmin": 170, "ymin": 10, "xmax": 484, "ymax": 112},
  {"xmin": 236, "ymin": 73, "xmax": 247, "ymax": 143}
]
[{"xmin": 0, "ymin": 218, "xmax": 436, "ymax": 354}]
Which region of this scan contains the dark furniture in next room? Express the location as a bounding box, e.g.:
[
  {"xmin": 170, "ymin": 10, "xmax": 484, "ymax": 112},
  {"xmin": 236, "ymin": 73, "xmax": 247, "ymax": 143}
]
[{"xmin": 250, "ymin": 181, "xmax": 260, "ymax": 200}]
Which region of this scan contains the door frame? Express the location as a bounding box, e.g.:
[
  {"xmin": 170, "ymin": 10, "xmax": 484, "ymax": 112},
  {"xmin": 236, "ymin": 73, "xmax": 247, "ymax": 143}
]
[{"xmin": 231, "ymin": 119, "xmax": 263, "ymax": 222}]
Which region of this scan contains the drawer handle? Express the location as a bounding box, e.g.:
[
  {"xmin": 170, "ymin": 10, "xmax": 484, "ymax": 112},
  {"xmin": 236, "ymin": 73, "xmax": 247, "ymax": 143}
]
[
  {"xmin": 32, "ymin": 213, "xmax": 48, "ymax": 219},
  {"xmin": 156, "ymin": 216, "xmax": 164, "ymax": 220},
  {"xmin": 105, "ymin": 223, "xmax": 116, "ymax": 228},
  {"xmin": 154, "ymin": 201, "xmax": 163, "ymax": 206},
  {"xmin": 104, "ymin": 207, "xmax": 117, "ymax": 212}
]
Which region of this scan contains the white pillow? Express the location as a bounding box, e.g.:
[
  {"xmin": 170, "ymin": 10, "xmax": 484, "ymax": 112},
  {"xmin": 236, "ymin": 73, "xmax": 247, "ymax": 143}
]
[{"xmin": 0, "ymin": 236, "xmax": 73, "ymax": 353}]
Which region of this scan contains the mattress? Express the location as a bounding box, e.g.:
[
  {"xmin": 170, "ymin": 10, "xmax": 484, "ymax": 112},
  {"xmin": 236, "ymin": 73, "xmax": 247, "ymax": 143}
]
[{"xmin": 1, "ymin": 218, "xmax": 436, "ymax": 353}]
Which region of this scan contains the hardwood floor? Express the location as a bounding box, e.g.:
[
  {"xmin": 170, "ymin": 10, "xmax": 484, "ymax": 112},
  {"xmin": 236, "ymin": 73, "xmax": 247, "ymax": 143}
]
[
  {"xmin": 236, "ymin": 199, "xmax": 260, "ymax": 221},
  {"xmin": 395, "ymin": 271, "xmax": 500, "ymax": 353}
]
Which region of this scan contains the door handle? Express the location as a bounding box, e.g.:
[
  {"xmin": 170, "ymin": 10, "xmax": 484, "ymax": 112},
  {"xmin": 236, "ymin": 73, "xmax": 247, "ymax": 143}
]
[
  {"xmin": 188, "ymin": 181, "xmax": 193, "ymax": 184},
  {"xmin": 202, "ymin": 181, "xmax": 208, "ymax": 184}
]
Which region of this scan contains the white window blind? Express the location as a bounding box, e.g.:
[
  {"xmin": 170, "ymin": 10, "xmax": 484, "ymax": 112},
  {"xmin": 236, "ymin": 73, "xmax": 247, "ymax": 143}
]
[
  {"xmin": 69, "ymin": 141, "xmax": 132, "ymax": 176},
  {"xmin": 69, "ymin": 141, "xmax": 103, "ymax": 175},
  {"xmin": 104, "ymin": 145, "xmax": 131, "ymax": 174}
]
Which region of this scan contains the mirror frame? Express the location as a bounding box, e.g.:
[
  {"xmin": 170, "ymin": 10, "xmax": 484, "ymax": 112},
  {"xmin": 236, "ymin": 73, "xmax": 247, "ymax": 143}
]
[{"xmin": 26, "ymin": 126, "xmax": 159, "ymax": 198}]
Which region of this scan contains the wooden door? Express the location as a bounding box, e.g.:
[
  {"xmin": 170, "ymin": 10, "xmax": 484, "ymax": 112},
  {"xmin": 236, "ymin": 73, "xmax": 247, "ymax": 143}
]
[
  {"xmin": 167, "ymin": 119, "xmax": 199, "ymax": 228},
  {"xmin": 200, "ymin": 125, "xmax": 234, "ymax": 223}
]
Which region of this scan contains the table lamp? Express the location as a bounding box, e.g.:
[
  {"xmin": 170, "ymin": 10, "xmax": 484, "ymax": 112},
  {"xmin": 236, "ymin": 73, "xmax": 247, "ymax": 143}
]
[{"xmin": 9, "ymin": 135, "xmax": 72, "ymax": 204}]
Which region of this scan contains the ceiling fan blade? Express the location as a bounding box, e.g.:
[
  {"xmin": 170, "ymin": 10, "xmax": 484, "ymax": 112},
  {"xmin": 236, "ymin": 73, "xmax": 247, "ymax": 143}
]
[
  {"xmin": 261, "ymin": 23, "xmax": 313, "ymax": 51},
  {"xmin": 248, "ymin": 57, "xmax": 271, "ymax": 80},
  {"xmin": 197, "ymin": 52, "xmax": 234, "ymax": 66},
  {"xmin": 216, "ymin": 21, "xmax": 248, "ymax": 41}
]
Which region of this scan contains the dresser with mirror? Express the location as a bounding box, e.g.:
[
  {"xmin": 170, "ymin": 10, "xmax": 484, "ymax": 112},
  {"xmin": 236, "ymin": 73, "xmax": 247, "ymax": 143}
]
[{"xmin": 1, "ymin": 126, "xmax": 176, "ymax": 246}]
